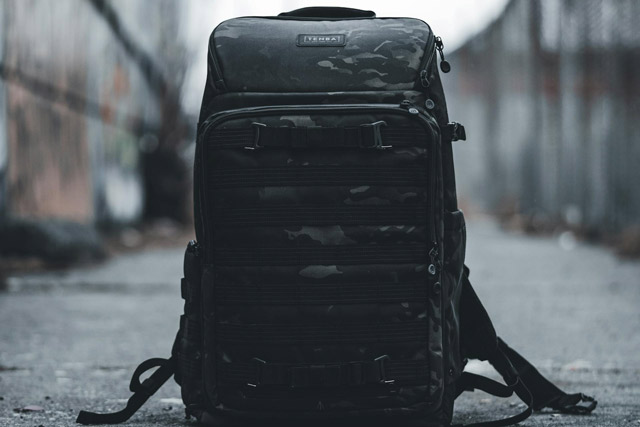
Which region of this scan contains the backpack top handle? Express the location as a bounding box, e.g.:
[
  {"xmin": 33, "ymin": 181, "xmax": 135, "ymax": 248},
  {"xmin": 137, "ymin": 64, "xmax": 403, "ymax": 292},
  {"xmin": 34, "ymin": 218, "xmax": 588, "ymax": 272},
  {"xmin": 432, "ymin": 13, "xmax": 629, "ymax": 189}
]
[{"xmin": 278, "ymin": 7, "xmax": 376, "ymax": 19}]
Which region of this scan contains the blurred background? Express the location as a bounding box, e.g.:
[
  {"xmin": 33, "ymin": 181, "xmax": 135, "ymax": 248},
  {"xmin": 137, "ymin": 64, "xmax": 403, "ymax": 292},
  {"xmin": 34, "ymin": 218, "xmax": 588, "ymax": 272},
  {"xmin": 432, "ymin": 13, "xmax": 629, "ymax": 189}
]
[
  {"xmin": 0, "ymin": 0, "xmax": 638, "ymax": 269},
  {"xmin": 1, "ymin": 2, "xmax": 639, "ymax": 425}
]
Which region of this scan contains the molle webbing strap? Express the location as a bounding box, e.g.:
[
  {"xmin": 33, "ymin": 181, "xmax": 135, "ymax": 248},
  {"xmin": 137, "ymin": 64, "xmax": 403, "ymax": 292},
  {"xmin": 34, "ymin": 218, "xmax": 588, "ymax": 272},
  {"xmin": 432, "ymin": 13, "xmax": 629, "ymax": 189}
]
[
  {"xmin": 215, "ymin": 280, "xmax": 427, "ymax": 305},
  {"xmin": 210, "ymin": 166, "xmax": 427, "ymax": 188},
  {"xmin": 219, "ymin": 359, "xmax": 428, "ymax": 387},
  {"xmin": 212, "ymin": 243, "xmax": 427, "ymax": 266},
  {"xmin": 217, "ymin": 319, "xmax": 428, "ymax": 343},
  {"xmin": 206, "ymin": 125, "xmax": 427, "ymax": 149},
  {"xmin": 213, "ymin": 204, "xmax": 427, "ymax": 226}
]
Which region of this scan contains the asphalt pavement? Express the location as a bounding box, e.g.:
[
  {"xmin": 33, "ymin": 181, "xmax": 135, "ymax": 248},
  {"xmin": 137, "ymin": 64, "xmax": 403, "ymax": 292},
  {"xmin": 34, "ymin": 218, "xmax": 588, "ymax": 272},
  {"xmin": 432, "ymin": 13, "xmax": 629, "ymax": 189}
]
[{"xmin": 1, "ymin": 218, "xmax": 639, "ymax": 426}]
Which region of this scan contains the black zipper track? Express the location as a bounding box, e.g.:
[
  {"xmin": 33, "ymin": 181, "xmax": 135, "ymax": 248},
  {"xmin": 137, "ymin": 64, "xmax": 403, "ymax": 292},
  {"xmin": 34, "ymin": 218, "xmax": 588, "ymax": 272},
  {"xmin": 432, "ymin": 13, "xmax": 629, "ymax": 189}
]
[{"xmin": 208, "ymin": 42, "xmax": 226, "ymax": 92}]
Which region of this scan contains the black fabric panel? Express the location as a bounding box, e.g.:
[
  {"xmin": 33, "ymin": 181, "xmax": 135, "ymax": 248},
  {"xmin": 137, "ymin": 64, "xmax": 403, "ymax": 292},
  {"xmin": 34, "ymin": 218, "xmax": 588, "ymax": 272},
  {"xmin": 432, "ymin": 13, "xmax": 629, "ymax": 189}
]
[
  {"xmin": 212, "ymin": 18, "xmax": 432, "ymax": 93},
  {"xmin": 212, "ymin": 204, "xmax": 427, "ymax": 226},
  {"xmin": 213, "ymin": 225, "xmax": 428, "ymax": 248},
  {"xmin": 198, "ymin": 104, "xmax": 440, "ymax": 417},
  {"xmin": 207, "ymin": 126, "xmax": 428, "ymax": 149},
  {"xmin": 217, "ymin": 320, "xmax": 428, "ymax": 344},
  {"xmin": 212, "ymin": 244, "xmax": 427, "ymax": 266},
  {"xmin": 214, "ymin": 280, "xmax": 427, "ymax": 305},
  {"xmin": 209, "ymin": 166, "xmax": 427, "ymax": 188},
  {"xmin": 219, "ymin": 359, "xmax": 428, "ymax": 387}
]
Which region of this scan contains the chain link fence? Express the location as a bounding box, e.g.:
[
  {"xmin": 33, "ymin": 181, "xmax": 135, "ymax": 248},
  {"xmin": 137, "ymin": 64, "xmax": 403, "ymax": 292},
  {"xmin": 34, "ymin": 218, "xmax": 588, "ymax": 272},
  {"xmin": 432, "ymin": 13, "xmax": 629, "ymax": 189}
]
[{"xmin": 446, "ymin": 0, "xmax": 640, "ymax": 236}]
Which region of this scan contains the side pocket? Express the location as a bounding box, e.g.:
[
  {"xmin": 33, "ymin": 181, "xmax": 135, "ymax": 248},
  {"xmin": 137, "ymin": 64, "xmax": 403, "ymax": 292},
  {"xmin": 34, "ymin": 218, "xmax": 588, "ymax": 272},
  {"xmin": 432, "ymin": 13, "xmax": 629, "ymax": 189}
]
[
  {"xmin": 443, "ymin": 210, "xmax": 466, "ymax": 383},
  {"xmin": 444, "ymin": 210, "xmax": 466, "ymax": 285},
  {"xmin": 171, "ymin": 240, "xmax": 204, "ymax": 407}
]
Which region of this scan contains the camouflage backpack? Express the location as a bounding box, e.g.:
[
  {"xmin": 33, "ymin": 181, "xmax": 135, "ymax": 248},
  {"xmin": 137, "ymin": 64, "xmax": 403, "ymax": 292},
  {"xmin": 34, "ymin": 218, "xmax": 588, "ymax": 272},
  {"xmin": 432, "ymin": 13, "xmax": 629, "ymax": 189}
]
[{"xmin": 78, "ymin": 7, "xmax": 596, "ymax": 426}]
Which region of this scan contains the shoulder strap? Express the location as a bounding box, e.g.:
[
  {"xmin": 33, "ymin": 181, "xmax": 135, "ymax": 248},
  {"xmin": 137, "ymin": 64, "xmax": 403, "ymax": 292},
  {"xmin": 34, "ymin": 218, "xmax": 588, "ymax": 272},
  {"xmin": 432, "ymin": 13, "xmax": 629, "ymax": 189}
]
[
  {"xmin": 76, "ymin": 357, "xmax": 175, "ymax": 425},
  {"xmin": 453, "ymin": 341, "xmax": 533, "ymax": 427},
  {"xmin": 456, "ymin": 266, "xmax": 597, "ymax": 426},
  {"xmin": 494, "ymin": 338, "xmax": 597, "ymax": 414}
]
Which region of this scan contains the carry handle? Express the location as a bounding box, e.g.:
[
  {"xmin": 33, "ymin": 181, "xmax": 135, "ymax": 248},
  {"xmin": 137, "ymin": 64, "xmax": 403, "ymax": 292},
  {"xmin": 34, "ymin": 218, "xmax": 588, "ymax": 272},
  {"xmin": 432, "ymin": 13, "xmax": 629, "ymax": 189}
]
[{"xmin": 279, "ymin": 7, "xmax": 375, "ymax": 19}]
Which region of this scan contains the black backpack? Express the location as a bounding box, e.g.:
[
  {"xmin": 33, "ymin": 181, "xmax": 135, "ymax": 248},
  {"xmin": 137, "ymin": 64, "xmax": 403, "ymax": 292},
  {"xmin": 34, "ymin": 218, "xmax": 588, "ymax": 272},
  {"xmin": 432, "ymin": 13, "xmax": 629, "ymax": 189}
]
[{"xmin": 78, "ymin": 7, "xmax": 596, "ymax": 426}]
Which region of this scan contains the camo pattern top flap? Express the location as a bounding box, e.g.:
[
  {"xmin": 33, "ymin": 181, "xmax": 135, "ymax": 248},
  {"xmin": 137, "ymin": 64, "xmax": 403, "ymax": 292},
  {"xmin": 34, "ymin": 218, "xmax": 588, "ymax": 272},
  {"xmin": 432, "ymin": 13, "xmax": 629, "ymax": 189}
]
[{"xmin": 211, "ymin": 17, "xmax": 433, "ymax": 93}]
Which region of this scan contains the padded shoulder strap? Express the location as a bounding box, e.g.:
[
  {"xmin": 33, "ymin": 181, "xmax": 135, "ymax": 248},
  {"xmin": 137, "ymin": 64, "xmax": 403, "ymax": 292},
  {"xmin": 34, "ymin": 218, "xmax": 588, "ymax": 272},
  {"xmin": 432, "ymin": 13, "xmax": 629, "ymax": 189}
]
[
  {"xmin": 494, "ymin": 338, "xmax": 597, "ymax": 414},
  {"xmin": 76, "ymin": 357, "xmax": 175, "ymax": 425},
  {"xmin": 454, "ymin": 342, "xmax": 533, "ymax": 427},
  {"xmin": 458, "ymin": 266, "xmax": 597, "ymax": 425}
]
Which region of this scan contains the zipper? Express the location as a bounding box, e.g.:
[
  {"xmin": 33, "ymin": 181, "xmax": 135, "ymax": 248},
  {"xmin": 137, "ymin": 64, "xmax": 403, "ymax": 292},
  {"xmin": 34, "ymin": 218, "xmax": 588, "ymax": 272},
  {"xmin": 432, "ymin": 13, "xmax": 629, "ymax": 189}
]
[
  {"xmin": 208, "ymin": 39, "xmax": 227, "ymax": 92},
  {"xmin": 201, "ymin": 102, "xmax": 435, "ymax": 139},
  {"xmin": 418, "ymin": 30, "xmax": 437, "ymax": 88},
  {"xmin": 435, "ymin": 36, "xmax": 451, "ymax": 74},
  {"xmin": 418, "ymin": 33, "xmax": 452, "ymax": 89}
]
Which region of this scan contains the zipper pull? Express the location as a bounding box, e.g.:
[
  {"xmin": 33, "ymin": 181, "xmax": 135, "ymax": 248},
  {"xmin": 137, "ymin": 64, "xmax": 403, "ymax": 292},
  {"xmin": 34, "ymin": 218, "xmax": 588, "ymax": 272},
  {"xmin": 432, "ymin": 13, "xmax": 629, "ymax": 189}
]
[
  {"xmin": 428, "ymin": 244, "xmax": 440, "ymax": 276},
  {"xmin": 435, "ymin": 36, "xmax": 451, "ymax": 73}
]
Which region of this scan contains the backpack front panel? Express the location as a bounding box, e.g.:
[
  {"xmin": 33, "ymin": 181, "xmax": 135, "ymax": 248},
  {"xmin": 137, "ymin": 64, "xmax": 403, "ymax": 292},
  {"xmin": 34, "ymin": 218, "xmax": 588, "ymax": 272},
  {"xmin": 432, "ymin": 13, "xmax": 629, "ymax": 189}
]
[{"xmin": 184, "ymin": 15, "xmax": 459, "ymax": 424}]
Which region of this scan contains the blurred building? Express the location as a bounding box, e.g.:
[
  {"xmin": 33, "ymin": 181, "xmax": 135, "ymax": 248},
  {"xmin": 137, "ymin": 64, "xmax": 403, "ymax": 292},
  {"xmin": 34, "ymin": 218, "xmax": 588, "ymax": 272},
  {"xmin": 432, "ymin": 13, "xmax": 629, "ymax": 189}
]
[
  {"xmin": 446, "ymin": 0, "xmax": 640, "ymax": 234},
  {"xmin": 0, "ymin": 0, "xmax": 189, "ymax": 227}
]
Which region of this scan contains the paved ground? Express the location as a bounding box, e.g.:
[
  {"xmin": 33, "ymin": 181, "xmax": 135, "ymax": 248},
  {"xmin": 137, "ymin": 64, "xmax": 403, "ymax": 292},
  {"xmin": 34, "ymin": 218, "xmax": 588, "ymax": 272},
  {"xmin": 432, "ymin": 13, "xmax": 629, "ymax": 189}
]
[{"xmin": 1, "ymin": 218, "xmax": 639, "ymax": 426}]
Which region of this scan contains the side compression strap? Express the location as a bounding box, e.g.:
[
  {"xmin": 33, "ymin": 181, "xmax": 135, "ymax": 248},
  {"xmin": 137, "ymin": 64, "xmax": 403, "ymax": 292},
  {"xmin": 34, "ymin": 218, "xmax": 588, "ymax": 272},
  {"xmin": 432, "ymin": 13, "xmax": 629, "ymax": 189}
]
[
  {"xmin": 495, "ymin": 338, "xmax": 597, "ymax": 414},
  {"xmin": 459, "ymin": 267, "xmax": 596, "ymax": 425},
  {"xmin": 76, "ymin": 357, "xmax": 175, "ymax": 425},
  {"xmin": 453, "ymin": 343, "xmax": 534, "ymax": 427}
]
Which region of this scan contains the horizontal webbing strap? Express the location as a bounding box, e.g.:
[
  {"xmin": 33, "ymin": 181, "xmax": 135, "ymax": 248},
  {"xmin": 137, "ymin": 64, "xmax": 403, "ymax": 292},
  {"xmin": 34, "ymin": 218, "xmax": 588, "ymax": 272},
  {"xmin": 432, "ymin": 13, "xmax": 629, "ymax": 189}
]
[
  {"xmin": 210, "ymin": 166, "xmax": 427, "ymax": 188},
  {"xmin": 213, "ymin": 243, "xmax": 427, "ymax": 266},
  {"xmin": 219, "ymin": 358, "xmax": 429, "ymax": 387},
  {"xmin": 217, "ymin": 319, "xmax": 427, "ymax": 343},
  {"xmin": 213, "ymin": 204, "xmax": 427, "ymax": 226},
  {"xmin": 215, "ymin": 281, "xmax": 427, "ymax": 305},
  {"xmin": 207, "ymin": 124, "xmax": 427, "ymax": 150}
]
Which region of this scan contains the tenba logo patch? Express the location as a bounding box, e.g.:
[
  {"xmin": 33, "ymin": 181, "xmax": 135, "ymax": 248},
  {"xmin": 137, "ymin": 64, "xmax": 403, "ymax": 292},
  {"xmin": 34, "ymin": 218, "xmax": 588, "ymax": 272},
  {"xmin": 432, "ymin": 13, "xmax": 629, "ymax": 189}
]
[{"xmin": 297, "ymin": 34, "xmax": 346, "ymax": 47}]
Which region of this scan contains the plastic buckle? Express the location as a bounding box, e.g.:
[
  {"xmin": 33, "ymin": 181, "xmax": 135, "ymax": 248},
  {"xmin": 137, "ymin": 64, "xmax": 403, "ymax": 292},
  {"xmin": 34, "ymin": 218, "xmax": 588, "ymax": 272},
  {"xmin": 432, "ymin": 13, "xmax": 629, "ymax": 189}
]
[
  {"xmin": 247, "ymin": 357, "xmax": 266, "ymax": 388},
  {"xmin": 360, "ymin": 120, "xmax": 390, "ymax": 149},
  {"xmin": 245, "ymin": 122, "xmax": 266, "ymax": 150},
  {"xmin": 450, "ymin": 122, "xmax": 466, "ymax": 142},
  {"xmin": 374, "ymin": 355, "xmax": 395, "ymax": 384}
]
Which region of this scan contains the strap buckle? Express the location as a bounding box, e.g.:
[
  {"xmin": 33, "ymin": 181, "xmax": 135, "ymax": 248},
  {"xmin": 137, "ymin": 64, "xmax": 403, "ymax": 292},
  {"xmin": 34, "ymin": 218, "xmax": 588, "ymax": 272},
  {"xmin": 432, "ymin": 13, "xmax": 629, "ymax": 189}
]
[
  {"xmin": 245, "ymin": 122, "xmax": 267, "ymax": 150},
  {"xmin": 247, "ymin": 357, "xmax": 266, "ymax": 387},
  {"xmin": 443, "ymin": 121, "xmax": 466, "ymax": 142},
  {"xmin": 360, "ymin": 120, "xmax": 390, "ymax": 149},
  {"xmin": 375, "ymin": 354, "xmax": 395, "ymax": 384}
]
